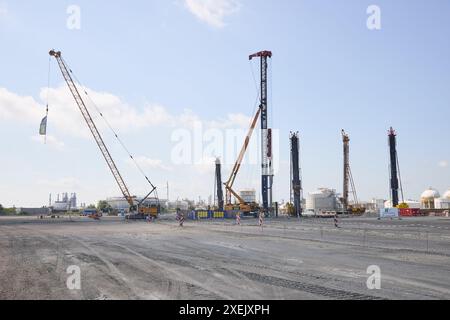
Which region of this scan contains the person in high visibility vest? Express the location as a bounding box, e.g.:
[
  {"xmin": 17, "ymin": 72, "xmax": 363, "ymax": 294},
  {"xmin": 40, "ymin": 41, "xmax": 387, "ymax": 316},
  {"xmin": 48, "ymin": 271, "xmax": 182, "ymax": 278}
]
[{"xmin": 179, "ymin": 213, "xmax": 185, "ymax": 227}]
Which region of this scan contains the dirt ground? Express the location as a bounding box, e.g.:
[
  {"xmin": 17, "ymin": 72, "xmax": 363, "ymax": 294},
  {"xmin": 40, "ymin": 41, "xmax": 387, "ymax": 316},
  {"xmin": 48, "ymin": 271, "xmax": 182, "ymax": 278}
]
[{"xmin": 0, "ymin": 215, "xmax": 449, "ymax": 300}]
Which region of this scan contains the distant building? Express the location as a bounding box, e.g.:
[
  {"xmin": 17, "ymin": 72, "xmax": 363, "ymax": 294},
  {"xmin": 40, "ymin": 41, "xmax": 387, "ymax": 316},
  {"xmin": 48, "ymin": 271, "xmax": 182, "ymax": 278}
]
[
  {"xmin": 168, "ymin": 200, "xmax": 189, "ymax": 211},
  {"xmin": 435, "ymin": 189, "xmax": 450, "ymax": 209},
  {"xmin": 240, "ymin": 189, "xmax": 256, "ymax": 203},
  {"xmin": 16, "ymin": 207, "xmax": 51, "ymax": 216},
  {"xmin": 384, "ymin": 199, "xmax": 420, "ymax": 209},
  {"xmin": 106, "ymin": 196, "xmax": 166, "ymax": 212},
  {"xmin": 306, "ymin": 188, "xmax": 339, "ymax": 213},
  {"xmin": 52, "ymin": 193, "xmax": 77, "ymax": 211},
  {"xmin": 370, "ymin": 199, "xmax": 386, "ymax": 211}
]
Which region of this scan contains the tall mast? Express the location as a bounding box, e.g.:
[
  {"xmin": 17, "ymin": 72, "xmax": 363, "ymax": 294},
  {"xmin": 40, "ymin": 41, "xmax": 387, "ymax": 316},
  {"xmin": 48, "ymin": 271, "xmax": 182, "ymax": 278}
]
[
  {"xmin": 388, "ymin": 127, "xmax": 400, "ymax": 207},
  {"xmin": 215, "ymin": 158, "xmax": 224, "ymax": 211},
  {"xmin": 342, "ymin": 130, "xmax": 350, "ymax": 212},
  {"xmin": 249, "ymin": 50, "xmax": 273, "ymax": 213},
  {"xmin": 290, "ymin": 132, "xmax": 302, "ymax": 217}
]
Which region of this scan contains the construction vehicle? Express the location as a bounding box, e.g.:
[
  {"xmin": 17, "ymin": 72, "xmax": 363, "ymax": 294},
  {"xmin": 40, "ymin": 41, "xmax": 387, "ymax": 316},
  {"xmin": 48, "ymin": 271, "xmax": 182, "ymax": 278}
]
[
  {"xmin": 341, "ymin": 130, "xmax": 366, "ymax": 215},
  {"xmin": 49, "ymin": 50, "xmax": 159, "ymax": 219},
  {"xmin": 224, "ymin": 107, "xmax": 261, "ymax": 216},
  {"xmin": 82, "ymin": 208, "xmax": 102, "ymax": 220}
]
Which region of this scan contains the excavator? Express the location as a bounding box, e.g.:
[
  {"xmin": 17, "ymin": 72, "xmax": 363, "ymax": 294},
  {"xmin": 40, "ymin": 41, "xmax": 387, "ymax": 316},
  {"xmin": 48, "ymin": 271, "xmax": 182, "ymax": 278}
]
[
  {"xmin": 224, "ymin": 107, "xmax": 261, "ymax": 217},
  {"xmin": 49, "ymin": 50, "xmax": 159, "ymax": 219}
]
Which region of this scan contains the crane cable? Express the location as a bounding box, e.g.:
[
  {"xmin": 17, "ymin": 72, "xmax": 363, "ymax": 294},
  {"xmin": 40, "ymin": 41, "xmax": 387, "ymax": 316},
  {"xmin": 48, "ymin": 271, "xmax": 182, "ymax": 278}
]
[
  {"xmin": 396, "ymin": 151, "xmax": 405, "ymax": 203},
  {"xmin": 244, "ymin": 60, "xmax": 262, "ymax": 191},
  {"xmin": 60, "ymin": 57, "xmax": 157, "ymax": 192},
  {"xmin": 43, "ymin": 55, "xmax": 52, "ymax": 144}
]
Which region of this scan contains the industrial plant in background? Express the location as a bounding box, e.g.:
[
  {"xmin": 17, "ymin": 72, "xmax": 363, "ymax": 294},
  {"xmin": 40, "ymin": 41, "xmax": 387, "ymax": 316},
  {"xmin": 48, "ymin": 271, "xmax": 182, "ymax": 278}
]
[{"xmin": 51, "ymin": 192, "xmax": 77, "ymax": 212}]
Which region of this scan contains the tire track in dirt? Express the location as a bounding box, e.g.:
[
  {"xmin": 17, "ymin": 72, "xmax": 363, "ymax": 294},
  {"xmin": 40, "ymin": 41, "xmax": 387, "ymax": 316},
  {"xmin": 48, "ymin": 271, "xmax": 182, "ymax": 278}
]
[
  {"xmin": 0, "ymin": 226, "xmax": 77, "ymax": 299},
  {"xmin": 94, "ymin": 239, "xmax": 230, "ymax": 300},
  {"xmin": 65, "ymin": 235, "xmax": 146, "ymax": 299},
  {"xmin": 238, "ymin": 271, "xmax": 383, "ymax": 300}
]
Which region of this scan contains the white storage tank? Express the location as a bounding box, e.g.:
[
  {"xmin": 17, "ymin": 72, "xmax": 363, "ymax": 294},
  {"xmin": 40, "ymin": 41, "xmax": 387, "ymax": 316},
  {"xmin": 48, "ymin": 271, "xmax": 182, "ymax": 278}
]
[
  {"xmin": 444, "ymin": 189, "xmax": 450, "ymax": 200},
  {"xmin": 435, "ymin": 189, "xmax": 450, "ymax": 209},
  {"xmin": 306, "ymin": 188, "xmax": 338, "ymax": 213},
  {"xmin": 421, "ymin": 188, "xmax": 440, "ymax": 209},
  {"xmin": 106, "ymin": 197, "xmax": 131, "ymax": 211}
]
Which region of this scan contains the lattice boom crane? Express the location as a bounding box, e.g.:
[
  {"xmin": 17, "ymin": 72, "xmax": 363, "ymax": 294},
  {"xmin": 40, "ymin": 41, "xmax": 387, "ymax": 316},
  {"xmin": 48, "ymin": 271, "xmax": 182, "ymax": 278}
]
[{"xmin": 49, "ymin": 50, "xmax": 157, "ymax": 216}]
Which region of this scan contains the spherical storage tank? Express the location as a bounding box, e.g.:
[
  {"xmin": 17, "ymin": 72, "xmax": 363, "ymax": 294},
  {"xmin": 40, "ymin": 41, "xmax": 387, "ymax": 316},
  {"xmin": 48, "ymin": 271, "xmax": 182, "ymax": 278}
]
[
  {"xmin": 420, "ymin": 187, "xmax": 440, "ymax": 209},
  {"xmin": 444, "ymin": 189, "xmax": 450, "ymax": 200},
  {"xmin": 435, "ymin": 189, "xmax": 450, "ymax": 209},
  {"xmin": 306, "ymin": 188, "xmax": 338, "ymax": 213}
]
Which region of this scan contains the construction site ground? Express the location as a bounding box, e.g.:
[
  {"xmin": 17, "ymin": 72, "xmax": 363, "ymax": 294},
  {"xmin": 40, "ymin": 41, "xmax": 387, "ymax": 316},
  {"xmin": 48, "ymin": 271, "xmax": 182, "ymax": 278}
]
[{"xmin": 0, "ymin": 214, "xmax": 449, "ymax": 300}]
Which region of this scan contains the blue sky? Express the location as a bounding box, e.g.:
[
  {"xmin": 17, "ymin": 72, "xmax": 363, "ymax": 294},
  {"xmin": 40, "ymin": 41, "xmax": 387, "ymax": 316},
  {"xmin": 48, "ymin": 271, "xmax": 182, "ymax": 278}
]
[{"xmin": 1, "ymin": 0, "xmax": 449, "ymax": 207}]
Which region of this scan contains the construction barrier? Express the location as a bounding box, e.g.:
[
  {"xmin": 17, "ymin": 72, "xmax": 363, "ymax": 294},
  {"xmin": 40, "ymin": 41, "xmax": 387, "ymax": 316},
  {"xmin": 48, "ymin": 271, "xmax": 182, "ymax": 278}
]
[
  {"xmin": 197, "ymin": 210, "xmax": 210, "ymax": 220},
  {"xmin": 211, "ymin": 211, "xmax": 225, "ymax": 219},
  {"xmin": 188, "ymin": 210, "xmax": 241, "ymax": 220},
  {"xmin": 379, "ymin": 208, "xmax": 399, "ymax": 219},
  {"xmin": 399, "ymin": 208, "xmax": 420, "ymax": 217}
]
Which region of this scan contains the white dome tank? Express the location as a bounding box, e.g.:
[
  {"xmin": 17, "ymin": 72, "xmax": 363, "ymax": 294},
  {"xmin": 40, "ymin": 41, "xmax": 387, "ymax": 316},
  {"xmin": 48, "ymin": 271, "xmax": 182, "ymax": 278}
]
[
  {"xmin": 421, "ymin": 188, "xmax": 440, "ymax": 200},
  {"xmin": 443, "ymin": 189, "xmax": 450, "ymax": 200},
  {"xmin": 421, "ymin": 187, "xmax": 440, "ymax": 209}
]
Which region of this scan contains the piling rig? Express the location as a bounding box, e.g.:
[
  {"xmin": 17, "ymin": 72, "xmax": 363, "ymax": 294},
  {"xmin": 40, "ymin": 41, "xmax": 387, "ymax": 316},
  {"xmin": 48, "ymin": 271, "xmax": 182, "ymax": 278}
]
[
  {"xmin": 341, "ymin": 130, "xmax": 365, "ymax": 215},
  {"xmin": 249, "ymin": 51, "xmax": 273, "ymax": 215}
]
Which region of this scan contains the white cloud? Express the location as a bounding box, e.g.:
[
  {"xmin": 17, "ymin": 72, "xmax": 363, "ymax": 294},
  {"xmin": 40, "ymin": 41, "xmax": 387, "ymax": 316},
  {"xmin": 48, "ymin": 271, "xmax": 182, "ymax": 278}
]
[
  {"xmin": 0, "ymin": 87, "xmax": 42, "ymax": 123},
  {"xmin": 438, "ymin": 160, "xmax": 448, "ymax": 168},
  {"xmin": 194, "ymin": 156, "xmax": 217, "ymax": 174},
  {"xmin": 207, "ymin": 113, "xmax": 252, "ymax": 129},
  {"xmin": 31, "ymin": 134, "xmax": 65, "ymax": 150},
  {"xmin": 127, "ymin": 156, "xmax": 173, "ymax": 172},
  {"xmin": 0, "ymin": 86, "xmax": 252, "ymax": 139},
  {"xmin": 184, "ymin": 0, "xmax": 241, "ymax": 28}
]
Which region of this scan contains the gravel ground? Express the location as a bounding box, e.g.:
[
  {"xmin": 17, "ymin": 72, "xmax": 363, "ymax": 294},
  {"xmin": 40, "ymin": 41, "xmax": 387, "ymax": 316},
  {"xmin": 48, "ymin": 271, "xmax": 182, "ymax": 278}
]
[{"xmin": 0, "ymin": 215, "xmax": 449, "ymax": 300}]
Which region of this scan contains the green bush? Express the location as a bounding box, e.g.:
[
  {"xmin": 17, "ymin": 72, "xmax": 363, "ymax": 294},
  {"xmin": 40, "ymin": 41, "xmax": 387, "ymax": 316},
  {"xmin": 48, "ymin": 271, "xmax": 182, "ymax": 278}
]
[{"xmin": 0, "ymin": 206, "xmax": 17, "ymax": 216}]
